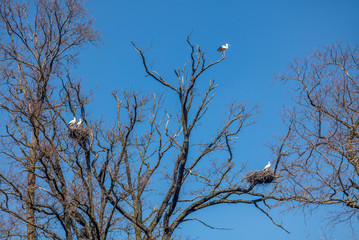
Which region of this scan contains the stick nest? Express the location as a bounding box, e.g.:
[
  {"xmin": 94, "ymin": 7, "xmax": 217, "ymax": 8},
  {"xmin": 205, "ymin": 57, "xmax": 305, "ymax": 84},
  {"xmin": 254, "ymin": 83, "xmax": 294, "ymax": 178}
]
[
  {"xmin": 246, "ymin": 169, "xmax": 277, "ymax": 185},
  {"xmin": 68, "ymin": 127, "xmax": 91, "ymax": 143}
]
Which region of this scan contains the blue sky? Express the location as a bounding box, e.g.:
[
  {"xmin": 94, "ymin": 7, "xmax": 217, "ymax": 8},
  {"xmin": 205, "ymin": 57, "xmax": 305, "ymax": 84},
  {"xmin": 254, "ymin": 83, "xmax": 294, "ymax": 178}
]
[{"xmin": 75, "ymin": 0, "xmax": 359, "ymax": 239}]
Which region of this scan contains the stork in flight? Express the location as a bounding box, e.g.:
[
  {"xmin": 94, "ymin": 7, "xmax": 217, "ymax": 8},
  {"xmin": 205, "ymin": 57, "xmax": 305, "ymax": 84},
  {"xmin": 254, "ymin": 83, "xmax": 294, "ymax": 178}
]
[
  {"xmin": 68, "ymin": 117, "xmax": 77, "ymax": 127},
  {"xmin": 217, "ymin": 43, "xmax": 230, "ymax": 57},
  {"xmin": 77, "ymin": 119, "xmax": 83, "ymax": 128},
  {"xmin": 264, "ymin": 161, "xmax": 271, "ymax": 170}
]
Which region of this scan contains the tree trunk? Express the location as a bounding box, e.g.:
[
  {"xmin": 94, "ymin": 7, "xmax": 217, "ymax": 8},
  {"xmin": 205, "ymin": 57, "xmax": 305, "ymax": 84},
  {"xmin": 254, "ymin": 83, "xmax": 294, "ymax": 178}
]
[
  {"xmin": 162, "ymin": 230, "xmax": 172, "ymax": 240},
  {"xmin": 27, "ymin": 132, "xmax": 37, "ymax": 240}
]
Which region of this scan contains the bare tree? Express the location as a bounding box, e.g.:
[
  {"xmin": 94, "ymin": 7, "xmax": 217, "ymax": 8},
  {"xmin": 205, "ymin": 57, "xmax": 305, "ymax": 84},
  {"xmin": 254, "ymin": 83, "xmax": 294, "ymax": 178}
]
[
  {"xmin": 86, "ymin": 37, "xmax": 289, "ymax": 240},
  {"xmin": 0, "ymin": 0, "xmax": 121, "ymax": 239},
  {"xmin": 272, "ymin": 43, "xmax": 359, "ymax": 224}
]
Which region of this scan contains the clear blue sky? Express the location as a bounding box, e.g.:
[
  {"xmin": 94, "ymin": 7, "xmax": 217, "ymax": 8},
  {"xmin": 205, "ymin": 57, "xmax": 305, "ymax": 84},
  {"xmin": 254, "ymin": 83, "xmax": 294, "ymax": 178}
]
[{"xmin": 76, "ymin": 0, "xmax": 359, "ymax": 239}]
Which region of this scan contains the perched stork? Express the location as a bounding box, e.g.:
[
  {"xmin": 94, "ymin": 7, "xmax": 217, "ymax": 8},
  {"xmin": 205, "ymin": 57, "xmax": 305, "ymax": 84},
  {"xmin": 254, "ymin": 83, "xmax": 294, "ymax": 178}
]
[
  {"xmin": 68, "ymin": 117, "xmax": 77, "ymax": 127},
  {"xmin": 217, "ymin": 43, "xmax": 230, "ymax": 57},
  {"xmin": 264, "ymin": 161, "xmax": 271, "ymax": 170},
  {"xmin": 77, "ymin": 119, "xmax": 83, "ymax": 127}
]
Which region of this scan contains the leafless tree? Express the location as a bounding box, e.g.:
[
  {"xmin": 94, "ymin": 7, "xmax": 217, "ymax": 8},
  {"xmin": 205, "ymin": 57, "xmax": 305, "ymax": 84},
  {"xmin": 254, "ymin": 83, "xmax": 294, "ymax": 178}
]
[
  {"xmin": 271, "ymin": 43, "xmax": 359, "ymax": 224},
  {"xmin": 85, "ymin": 37, "xmax": 290, "ymax": 240},
  {"xmin": 0, "ymin": 0, "xmax": 122, "ymax": 239}
]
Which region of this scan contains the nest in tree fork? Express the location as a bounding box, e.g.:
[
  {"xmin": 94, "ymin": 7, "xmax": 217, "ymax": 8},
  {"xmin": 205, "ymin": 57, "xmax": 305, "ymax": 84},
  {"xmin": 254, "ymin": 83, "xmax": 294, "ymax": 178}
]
[
  {"xmin": 246, "ymin": 169, "xmax": 277, "ymax": 185},
  {"xmin": 68, "ymin": 127, "xmax": 91, "ymax": 143}
]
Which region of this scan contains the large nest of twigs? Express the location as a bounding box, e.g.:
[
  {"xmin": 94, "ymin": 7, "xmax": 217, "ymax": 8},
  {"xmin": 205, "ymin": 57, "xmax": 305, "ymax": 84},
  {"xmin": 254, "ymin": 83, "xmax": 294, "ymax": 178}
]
[
  {"xmin": 246, "ymin": 169, "xmax": 277, "ymax": 185},
  {"xmin": 68, "ymin": 127, "xmax": 91, "ymax": 143}
]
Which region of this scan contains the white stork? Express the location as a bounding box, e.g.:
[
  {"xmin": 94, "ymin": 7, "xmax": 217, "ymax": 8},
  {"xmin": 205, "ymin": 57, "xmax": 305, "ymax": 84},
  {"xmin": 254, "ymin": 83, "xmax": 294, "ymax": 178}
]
[
  {"xmin": 264, "ymin": 161, "xmax": 271, "ymax": 170},
  {"xmin": 68, "ymin": 117, "xmax": 77, "ymax": 127},
  {"xmin": 217, "ymin": 43, "xmax": 230, "ymax": 57},
  {"xmin": 77, "ymin": 119, "xmax": 83, "ymax": 128}
]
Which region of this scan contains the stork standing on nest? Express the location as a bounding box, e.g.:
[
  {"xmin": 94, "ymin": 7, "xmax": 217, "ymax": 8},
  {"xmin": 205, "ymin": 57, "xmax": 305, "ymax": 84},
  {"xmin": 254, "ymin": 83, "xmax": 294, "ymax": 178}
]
[
  {"xmin": 77, "ymin": 119, "xmax": 83, "ymax": 127},
  {"xmin": 217, "ymin": 43, "xmax": 230, "ymax": 57},
  {"xmin": 68, "ymin": 117, "xmax": 77, "ymax": 127},
  {"xmin": 264, "ymin": 161, "xmax": 271, "ymax": 170}
]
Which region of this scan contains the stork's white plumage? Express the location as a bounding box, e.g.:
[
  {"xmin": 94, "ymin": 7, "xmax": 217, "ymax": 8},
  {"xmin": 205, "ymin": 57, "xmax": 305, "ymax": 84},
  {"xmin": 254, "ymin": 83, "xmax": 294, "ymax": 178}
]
[
  {"xmin": 68, "ymin": 117, "xmax": 77, "ymax": 127},
  {"xmin": 217, "ymin": 43, "xmax": 230, "ymax": 57},
  {"xmin": 77, "ymin": 119, "xmax": 83, "ymax": 127},
  {"xmin": 264, "ymin": 161, "xmax": 271, "ymax": 170}
]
